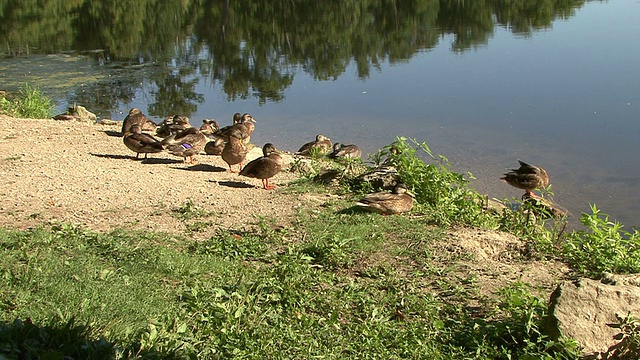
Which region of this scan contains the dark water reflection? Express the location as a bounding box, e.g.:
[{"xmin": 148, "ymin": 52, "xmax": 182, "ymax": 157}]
[{"xmin": 1, "ymin": 0, "xmax": 639, "ymax": 226}]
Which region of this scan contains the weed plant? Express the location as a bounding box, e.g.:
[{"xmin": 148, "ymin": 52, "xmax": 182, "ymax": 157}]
[
  {"xmin": 562, "ymin": 204, "xmax": 640, "ymax": 277},
  {"xmin": 0, "ymin": 83, "xmax": 54, "ymax": 118},
  {"xmin": 373, "ymin": 137, "xmax": 497, "ymax": 227}
]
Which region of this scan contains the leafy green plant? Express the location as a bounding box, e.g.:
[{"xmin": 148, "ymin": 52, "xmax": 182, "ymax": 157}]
[
  {"xmin": 499, "ymin": 186, "xmax": 569, "ymax": 257},
  {"xmin": 379, "ymin": 137, "xmax": 496, "ymax": 226},
  {"xmin": 450, "ymin": 283, "xmax": 581, "ymax": 359},
  {"xmin": 0, "ymin": 83, "xmax": 54, "ymax": 118},
  {"xmin": 0, "ymin": 318, "xmax": 113, "ymax": 359},
  {"xmin": 171, "ymin": 198, "xmax": 212, "ymax": 220},
  {"xmin": 607, "ymin": 312, "xmax": 640, "ymax": 359},
  {"xmin": 562, "ymin": 204, "xmax": 640, "ymax": 277}
]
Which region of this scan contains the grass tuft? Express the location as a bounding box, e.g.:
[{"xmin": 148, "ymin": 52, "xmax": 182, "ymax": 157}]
[{"xmin": 0, "ymin": 83, "xmax": 54, "ymax": 118}]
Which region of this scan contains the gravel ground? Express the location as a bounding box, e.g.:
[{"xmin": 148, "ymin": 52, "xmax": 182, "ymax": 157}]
[{"xmin": 0, "ymin": 115, "xmax": 319, "ymax": 237}]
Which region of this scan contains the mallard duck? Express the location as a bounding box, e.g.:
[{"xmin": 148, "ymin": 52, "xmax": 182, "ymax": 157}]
[
  {"xmin": 122, "ymin": 124, "xmax": 164, "ymax": 159},
  {"xmin": 501, "ymin": 160, "xmax": 549, "ymax": 198},
  {"xmin": 328, "ymin": 142, "xmax": 362, "ymax": 159},
  {"xmin": 239, "ymin": 143, "xmax": 283, "ymax": 190},
  {"xmin": 355, "ymin": 183, "xmax": 414, "ymax": 215},
  {"xmin": 216, "ymin": 113, "xmax": 256, "ymax": 144},
  {"xmin": 156, "ymin": 115, "xmax": 192, "ymax": 138},
  {"xmin": 204, "ymin": 137, "xmax": 225, "ymax": 156},
  {"xmin": 221, "ymin": 127, "xmax": 248, "ymax": 172},
  {"xmin": 121, "ymin": 108, "xmax": 157, "ymax": 135},
  {"xmin": 296, "ymin": 134, "xmax": 332, "ymax": 156},
  {"xmin": 161, "ymin": 127, "xmax": 207, "ymax": 164},
  {"xmin": 199, "ymin": 118, "xmax": 220, "ymax": 136}
]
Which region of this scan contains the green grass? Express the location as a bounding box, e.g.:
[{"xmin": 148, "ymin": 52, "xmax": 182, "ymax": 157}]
[
  {"xmin": 0, "ymin": 83, "xmax": 55, "ymax": 118},
  {"xmin": 0, "ymin": 203, "xmax": 583, "ymax": 359},
  {"xmin": 1, "ymin": 137, "xmax": 635, "ymax": 359}
]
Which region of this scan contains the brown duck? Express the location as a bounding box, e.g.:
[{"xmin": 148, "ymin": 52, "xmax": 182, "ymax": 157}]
[
  {"xmin": 501, "ymin": 160, "xmax": 549, "ymax": 198},
  {"xmin": 204, "ymin": 137, "xmax": 225, "ymax": 156},
  {"xmin": 328, "ymin": 142, "xmax": 362, "ymax": 159},
  {"xmin": 355, "ymin": 183, "xmax": 414, "ymax": 215},
  {"xmin": 296, "ymin": 134, "xmax": 332, "ymax": 156},
  {"xmin": 156, "ymin": 115, "xmax": 191, "ymax": 138},
  {"xmin": 240, "ymin": 143, "xmax": 283, "ymax": 190},
  {"xmin": 121, "ymin": 108, "xmax": 157, "ymax": 135},
  {"xmin": 161, "ymin": 127, "xmax": 207, "ymax": 164},
  {"xmin": 122, "ymin": 124, "xmax": 164, "ymax": 159},
  {"xmin": 221, "ymin": 127, "xmax": 248, "ymax": 172},
  {"xmin": 216, "ymin": 113, "xmax": 256, "ymax": 144},
  {"xmin": 199, "ymin": 118, "xmax": 220, "ymax": 136}
]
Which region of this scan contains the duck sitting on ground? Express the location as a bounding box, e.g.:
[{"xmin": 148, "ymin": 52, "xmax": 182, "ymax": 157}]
[
  {"xmin": 296, "ymin": 134, "xmax": 332, "ymax": 156},
  {"xmin": 328, "ymin": 142, "xmax": 362, "ymax": 159},
  {"xmin": 122, "ymin": 124, "xmax": 165, "ymax": 159},
  {"xmin": 239, "ymin": 143, "xmax": 284, "ymax": 190},
  {"xmin": 501, "ymin": 160, "xmax": 549, "ymax": 198},
  {"xmin": 161, "ymin": 127, "xmax": 207, "ymax": 164},
  {"xmin": 355, "ymin": 183, "xmax": 414, "ymax": 215},
  {"xmin": 121, "ymin": 108, "xmax": 157, "ymax": 135},
  {"xmin": 204, "ymin": 137, "xmax": 225, "ymax": 156},
  {"xmin": 221, "ymin": 127, "xmax": 248, "ymax": 172}
]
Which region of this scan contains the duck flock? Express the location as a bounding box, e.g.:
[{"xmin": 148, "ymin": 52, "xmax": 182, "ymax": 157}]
[{"xmin": 120, "ymin": 108, "xmax": 551, "ymax": 216}]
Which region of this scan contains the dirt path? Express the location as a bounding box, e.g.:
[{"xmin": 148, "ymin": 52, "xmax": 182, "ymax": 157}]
[{"xmin": 0, "ymin": 115, "xmax": 315, "ymax": 237}]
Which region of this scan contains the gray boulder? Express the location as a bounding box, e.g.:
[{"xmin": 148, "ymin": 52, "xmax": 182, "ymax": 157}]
[{"xmin": 545, "ymin": 276, "xmax": 640, "ymax": 359}]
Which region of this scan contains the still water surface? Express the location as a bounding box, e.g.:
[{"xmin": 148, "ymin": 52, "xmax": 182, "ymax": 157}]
[{"xmin": 1, "ymin": 0, "xmax": 638, "ymax": 226}]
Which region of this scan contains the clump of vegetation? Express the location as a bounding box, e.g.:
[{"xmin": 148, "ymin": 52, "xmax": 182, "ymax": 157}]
[
  {"xmin": 370, "ymin": 137, "xmax": 496, "ymax": 226},
  {"xmin": 171, "ymin": 198, "xmax": 213, "ymax": 220},
  {"xmin": 562, "ymin": 205, "xmax": 640, "ymax": 277},
  {"xmin": 607, "ymin": 312, "xmax": 640, "ymax": 359},
  {"xmin": 0, "ymin": 83, "xmax": 54, "ymax": 118}
]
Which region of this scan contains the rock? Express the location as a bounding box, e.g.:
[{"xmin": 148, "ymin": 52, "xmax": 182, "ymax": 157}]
[
  {"xmin": 289, "ymin": 158, "xmax": 316, "ymax": 176},
  {"xmin": 352, "ymin": 165, "xmax": 399, "ymax": 190},
  {"xmin": 545, "ymin": 277, "xmax": 640, "ymax": 359},
  {"xmin": 53, "ymin": 105, "xmax": 97, "ymax": 123},
  {"xmin": 74, "ymin": 105, "xmax": 97, "ymax": 123}
]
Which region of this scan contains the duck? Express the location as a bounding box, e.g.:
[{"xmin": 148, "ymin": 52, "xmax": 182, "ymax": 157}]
[
  {"xmin": 161, "ymin": 127, "xmax": 207, "ymax": 164},
  {"xmin": 199, "ymin": 118, "xmax": 220, "ymax": 136},
  {"xmin": 121, "ymin": 108, "xmax": 157, "ymax": 135},
  {"xmin": 355, "ymin": 183, "xmax": 414, "ymax": 215},
  {"xmin": 296, "ymin": 134, "xmax": 332, "ymax": 156},
  {"xmin": 216, "ymin": 113, "xmax": 256, "ymax": 144},
  {"xmin": 204, "ymin": 137, "xmax": 225, "ymax": 156},
  {"xmin": 501, "ymin": 160, "xmax": 549, "ymax": 198},
  {"xmin": 221, "ymin": 127, "xmax": 248, "ymax": 172},
  {"xmin": 156, "ymin": 115, "xmax": 192, "ymax": 138},
  {"xmin": 122, "ymin": 124, "xmax": 165, "ymax": 159},
  {"xmin": 239, "ymin": 143, "xmax": 284, "ymax": 190},
  {"xmin": 328, "ymin": 142, "xmax": 362, "ymax": 159}
]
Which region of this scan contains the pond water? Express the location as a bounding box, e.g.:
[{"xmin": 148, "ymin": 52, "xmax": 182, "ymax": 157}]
[{"xmin": 1, "ymin": 0, "xmax": 639, "ymax": 226}]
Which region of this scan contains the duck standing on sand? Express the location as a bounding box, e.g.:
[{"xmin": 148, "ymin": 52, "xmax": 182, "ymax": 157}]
[
  {"xmin": 121, "ymin": 108, "xmax": 158, "ymax": 135},
  {"xmin": 501, "ymin": 160, "xmax": 549, "ymax": 198},
  {"xmin": 216, "ymin": 113, "xmax": 256, "ymax": 144},
  {"xmin": 221, "ymin": 128, "xmax": 248, "ymax": 172},
  {"xmin": 328, "ymin": 142, "xmax": 362, "ymax": 159},
  {"xmin": 161, "ymin": 127, "xmax": 207, "ymax": 164},
  {"xmin": 296, "ymin": 134, "xmax": 332, "ymax": 156},
  {"xmin": 156, "ymin": 115, "xmax": 192, "ymax": 138},
  {"xmin": 199, "ymin": 119, "xmax": 220, "ymax": 136},
  {"xmin": 240, "ymin": 143, "xmax": 284, "ymax": 190},
  {"xmin": 122, "ymin": 124, "xmax": 164, "ymax": 159},
  {"xmin": 355, "ymin": 183, "xmax": 414, "ymax": 215}
]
